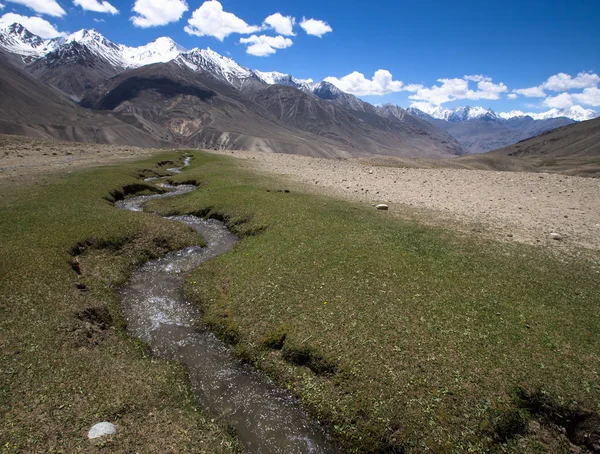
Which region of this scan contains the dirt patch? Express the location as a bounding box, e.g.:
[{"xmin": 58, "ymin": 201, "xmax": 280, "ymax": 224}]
[{"xmin": 216, "ymin": 150, "xmax": 600, "ymax": 257}]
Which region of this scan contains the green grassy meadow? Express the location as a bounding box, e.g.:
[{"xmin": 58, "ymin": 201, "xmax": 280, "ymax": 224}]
[
  {"xmin": 0, "ymin": 154, "xmax": 239, "ymax": 452},
  {"xmin": 149, "ymin": 152, "xmax": 600, "ymax": 453},
  {"xmin": 1, "ymin": 148, "xmax": 599, "ymax": 453}
]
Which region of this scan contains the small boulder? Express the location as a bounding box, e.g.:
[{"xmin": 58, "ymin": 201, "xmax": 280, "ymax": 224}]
[
  {"xmin": 376, "ymin": 204, "xmax": 389, "ymax": 211},
  {"xmin": 88, "ymin": 422, "xmax": 117, "ymax": 439},
  {"xmin": 549, "ymin": 232, "xmax": 562, "ymax": 241}
]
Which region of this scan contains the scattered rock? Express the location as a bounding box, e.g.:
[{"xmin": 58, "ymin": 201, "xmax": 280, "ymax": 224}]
[
  {"xmin": 376, "ymin": 204, "xmax": 389, "ymax": 211},
  {"xmin": 88, "ymin": 422, "xmax": 116, "ymax": 439},
  {"xmin": 549, "ymin": 232, "xmax": 563, "ymax": 241}
]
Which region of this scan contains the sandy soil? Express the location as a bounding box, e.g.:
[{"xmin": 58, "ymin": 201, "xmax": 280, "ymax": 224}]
[
  {"xmin": 0, "ymin": 134, "xmax": 172, "ymax": 183},
  {"xmin": 218, "ymin": 150, "xmax": 600, "ymax": 257}
]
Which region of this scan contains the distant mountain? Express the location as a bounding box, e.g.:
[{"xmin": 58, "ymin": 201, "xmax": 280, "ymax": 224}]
[
  {"xmin": 407, "ymin": 105, "xmax": 576, "ymax": 154},
  {"xmin": 485, "ymin": 117, "xmax": 600, "ymax": 177},
  {"xmin": 497, "ymin": 106, "xmax": 598, "ymax": 122}
]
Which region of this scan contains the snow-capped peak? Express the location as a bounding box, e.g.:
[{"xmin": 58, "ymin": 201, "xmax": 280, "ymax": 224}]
[
  {"xmin": 448, "ymin": 105, "xmax": 498, "ymax": 122},
  {"xmin": 498, "ymin": 106, "xmax": 599, "ymax": 122},
  {"xmin": 254, "ymin": 70, "xmax": 314, "ymax": 91},
  {"xmin": 0, "ymin": 22, "xmax": 59, "ymax": 60},
  {"xmin": 176, "ymin": 47, "xmax": 253, "ymax": 86},
  {"xmin": 121, "ymin": 37, "xmax": 186, "ymax": 67},
  {"xmin": 408, "ymin": 104, "xmax": 499, "ymax": 122}
]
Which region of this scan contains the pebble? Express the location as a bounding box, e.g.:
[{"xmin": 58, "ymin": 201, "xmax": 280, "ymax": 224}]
[
  {"xmin": 88, "ymin": 422, "xmax": 116, "ymax": 439},
  {"xmin": 549, "ymin": 232, "xmax": 563, "ymax": 241},
  {"xmin": 376, "ymin": 204, "xmax": 389, "ymax": 210}
]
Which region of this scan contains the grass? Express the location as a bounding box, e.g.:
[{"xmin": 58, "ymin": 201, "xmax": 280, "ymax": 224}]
[
  {"xmin": 147, "ymin": 151, "xmax": 600, "ymax": 452},
  {"xmin": 0, "ymin": 152, "xmax": 239, "ymax": 452}
]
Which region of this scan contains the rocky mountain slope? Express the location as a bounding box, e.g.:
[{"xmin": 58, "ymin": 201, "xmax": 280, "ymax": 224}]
[
  {"xmin": 0, "ymin": 50, "xmax": 168, "ymax": 147},
  {"xmin": 80, "ymin": 62, "xmax": 463, "ymax": 158}
]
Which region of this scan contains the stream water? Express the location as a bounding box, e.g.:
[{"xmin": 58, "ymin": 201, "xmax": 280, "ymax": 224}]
[{"xmin": 116, "ymin": 159, "xmax": 336, "ymax": 453}]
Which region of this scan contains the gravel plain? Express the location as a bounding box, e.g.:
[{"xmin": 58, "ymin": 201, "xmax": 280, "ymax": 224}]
[{"xmin": 219, "ymin": 150, "xmax": 600, "ymax": 256}]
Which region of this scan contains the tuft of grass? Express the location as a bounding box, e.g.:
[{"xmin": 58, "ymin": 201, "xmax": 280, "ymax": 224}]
[
  {"xmin": 148, "ymin": 151, "xmax": 600, "ymax": 453},
  {"xmin": 0, "ymin": 152, "xmax": 239, "ymax": 453}
]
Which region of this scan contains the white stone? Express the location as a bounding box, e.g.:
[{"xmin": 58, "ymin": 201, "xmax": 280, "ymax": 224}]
[
  {"xmin": 549, "ymin": 232, "xmax": 562, "ymax": 241},
  {"xmin": 88, "ymin": 422, "xmax": 117, "ymax": 439},
  {"xmin": 376, "ymin": 204, "xmax": 389, "ymax": 210}
]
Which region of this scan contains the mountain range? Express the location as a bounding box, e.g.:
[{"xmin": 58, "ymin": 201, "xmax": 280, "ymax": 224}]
[{"xmin": 0, "ymin": 22, "xmax": 598, "ymax": 158}]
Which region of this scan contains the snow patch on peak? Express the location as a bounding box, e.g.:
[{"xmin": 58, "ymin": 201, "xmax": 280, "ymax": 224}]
[
  {"xmin": 121, "ymin": 37, "xmax": 186, "ymax": 67},
  {"xmin": 176, "ymin": 48, "xmax": 253, "ymax": 86},
  {"xmin": 0, "ymin": 22, "xmax": 58, "ymax": 60},
  {"xmin": 254, "ymin": 70, "xmax": 314, "ymax": 90},
  {"xmin": 499, "ymin": 106, "xmax": 598, "ymax": 122}
]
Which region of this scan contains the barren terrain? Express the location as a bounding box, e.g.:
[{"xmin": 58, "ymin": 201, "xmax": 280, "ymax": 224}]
[{"xmin": 219, "ymin": 150, "xmax": 600, "ymax": 256}]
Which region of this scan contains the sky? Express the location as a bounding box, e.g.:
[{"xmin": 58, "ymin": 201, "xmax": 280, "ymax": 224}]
[{"xmin": 1, "ymin": 0, "xmax": 599, "ymax": 115}]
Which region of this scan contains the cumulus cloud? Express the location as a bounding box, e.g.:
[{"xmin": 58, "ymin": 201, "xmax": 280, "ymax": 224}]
[
  {"xmin": 6, "ymin": 0, "xmax": 65, "ymax": 17},
  {"xmin": 185, "ymin": 0, "xmax": 260, "ymax": 40},
  {"xmin": 543, "ymin": 72, "xmax": 600, "ymax": 91},
  {"xmin": 131, "ymin": 0, "xmax": 188, "ymax": 28},
  {"xmin": 0, "ymin": 12, "xmax": 65, "ymax": 37},
  {"xmin": 409, "ymin": 75, "xmax": 507, "ymax": 105},
  {"xmin": 300, "ymin": 17, "xmax": 332, "ymax": 37},
  {"xmin": 263, "ymin": 12, "xmax": 295, "ymax": 36},
  {"xmin": 0, "ymin": 3, "xmax": 4, "ymax": 9},
  {"xmin": 507, "ymin": 93, "xmax": 517, "ymax": 100},
  {"xmin": 324, "ymin": 70, "xmax": 417, "ymax": 96},
  {"xmin": 239, "ymin": 34, "xmax": 292, "ymax": 56},
  {"xmin": 73, "ymin": 0, "xmax": 118, "ymax": 14},
  {"xmin": 513, "ymin": 86, "xmax": 546, "ymax": 97},
  {"xmin": 572, "ymin": 86, "xmax": 600, "ymax": 107},
  {"xmin": 544, "ymin": 92, "xmax": 573, "ymax": 109}
]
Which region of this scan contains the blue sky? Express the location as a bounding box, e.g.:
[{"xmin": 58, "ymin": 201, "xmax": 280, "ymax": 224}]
[{"xmin": 1, "ymin": 0, "xmax": 599, "ymax": 114}]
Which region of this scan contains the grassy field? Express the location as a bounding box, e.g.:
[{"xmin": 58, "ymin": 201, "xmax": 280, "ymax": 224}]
[
  {"xmin": 146, "ymin": 152, "xmax": 600, "ymax": 453},
  {"xmin": 0, "ymin": 154, "xmax": 239, "ymax": 452}
]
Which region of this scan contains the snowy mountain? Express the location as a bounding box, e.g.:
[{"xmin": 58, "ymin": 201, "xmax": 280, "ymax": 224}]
[
  {"xmin": 254, "ymin": 71, "xmax": 314, "ymax": 92},
  {"xmin": 175, "ymin": 48, "xmax": 255, "ymax": 88},
  {"xmin": 0, "ymin": 23, "xmax": 60, "ymax": 63},
  {"xmin": 122, "ymin": 37, "xmax": 185, "ymax": 67},
  {"xmin": 408, "ymin": 105, "xmax": 499, "ymax": 122},
  {"xmin": 498, "ymin": 106, "xmax": 598, "ymax": 122}
]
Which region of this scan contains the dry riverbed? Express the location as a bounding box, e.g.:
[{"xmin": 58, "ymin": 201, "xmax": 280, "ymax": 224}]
[{"xmin": 218, "ymin": 150, "xmax": 600, "ymax": 256}]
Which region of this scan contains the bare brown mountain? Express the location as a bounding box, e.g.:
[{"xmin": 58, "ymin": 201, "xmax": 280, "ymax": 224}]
[
  {"xmin": 81, "ymin": 62, "xmax": 465, "ymax": 158},
  {"xmin": 0, "ymin": 51, "xmax": 168, "ymax": 147},
  {"xmin": 485, "ymin": 117, "xmax": 600, "ymax": 176}
]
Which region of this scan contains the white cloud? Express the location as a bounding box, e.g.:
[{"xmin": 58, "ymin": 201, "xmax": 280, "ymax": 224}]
[
  {"xmin": 543, "ymin": 72, "xmax": 600, "ymax": 91},
  {"xmin": 0, "ymin": 3, "xmax": 4, "ymax": 9},
  {"xmin": 185, "ymin": 0, "xmax": 260, "ymax": 40},
  {"xmin": 507, "ymin": 93, "xmax": 517, "ymax": 100},
  {"xmin": 299, "ymin": 17, "xmax": 332, "ymax": 37},
  {"xmin": 263, "ymin": 12, "xmax": 295, "ymax": 36},
  {"xmin": 544, "ymin": 92, "xmax": 573, "ymax": 109},
  {"xmin": 0, "ymin": 12, "xmax": 65, "ymax": 37},
  {"xmin": 409, "ymin": 75, "xmax": 507, "ymax": 105},
  {"xmin": 572, "ymin": 86, "xmax": 600, "ymax": 107},
  {"xmin": 73, "ymin": 0, "xmax": 118, "ymax": 14},
  {"xmin": 93, "ymin": 17, "xmax": 105, "ymax": 23},
  {"xmin": 6, "ymin": 0, "xmax": 65, "ymax": 16},
  {"xmin": 324, "ymin": 70, "xmax": 416, "ymax": 96},
  {"xmin": 239, "ymin": 34, "xmax": 292, "ymax": 56},
  {"xmin": 513, "ymin": 86, "xmax": 546, "ymax": 97},
  {"xmin": 131, "ymin": 0, "xmax": 188, "ymax": 28}
]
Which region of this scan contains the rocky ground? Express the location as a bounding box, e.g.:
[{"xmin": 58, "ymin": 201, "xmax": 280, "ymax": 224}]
[{"xmin": 218, "ymin": 150, "xmax": 600, "ymax": 257}]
